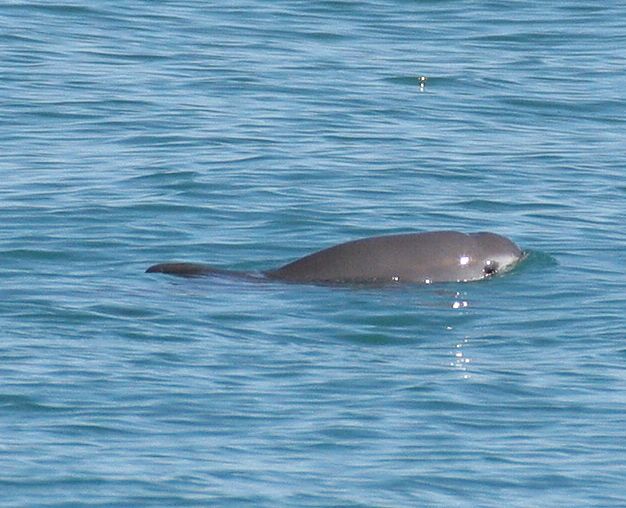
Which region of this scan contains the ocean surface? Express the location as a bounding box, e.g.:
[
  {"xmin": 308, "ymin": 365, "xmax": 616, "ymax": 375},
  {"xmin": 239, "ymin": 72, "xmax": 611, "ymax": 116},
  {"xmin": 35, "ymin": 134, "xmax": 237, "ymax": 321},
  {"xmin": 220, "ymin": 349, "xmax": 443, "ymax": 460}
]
[{"xmin": 2, "ymin": 1, "xmax": 626, "ymax": 506}]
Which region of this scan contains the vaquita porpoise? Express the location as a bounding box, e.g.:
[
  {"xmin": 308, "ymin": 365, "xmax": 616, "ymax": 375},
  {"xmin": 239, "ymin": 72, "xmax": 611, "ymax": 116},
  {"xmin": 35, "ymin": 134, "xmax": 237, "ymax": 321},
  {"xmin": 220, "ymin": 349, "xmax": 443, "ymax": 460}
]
[{"xmin": 146, "ymin": 231, "xmax": 524, "ymax": 284}]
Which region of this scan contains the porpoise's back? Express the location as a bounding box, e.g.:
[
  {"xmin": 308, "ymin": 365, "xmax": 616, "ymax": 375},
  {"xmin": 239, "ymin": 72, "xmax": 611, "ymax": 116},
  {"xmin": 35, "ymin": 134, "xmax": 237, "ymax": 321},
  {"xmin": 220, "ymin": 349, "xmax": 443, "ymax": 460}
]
[{"xmin": 266, "ymin": 231, "xmax": 487, "ymax": 283}]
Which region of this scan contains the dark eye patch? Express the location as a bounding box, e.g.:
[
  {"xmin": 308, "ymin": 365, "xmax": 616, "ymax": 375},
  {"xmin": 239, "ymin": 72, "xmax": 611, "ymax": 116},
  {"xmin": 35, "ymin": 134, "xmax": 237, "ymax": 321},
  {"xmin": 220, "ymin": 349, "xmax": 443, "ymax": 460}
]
[{"xmin": 483, "ymin": 261, "xmax": 499, "ymax": 276}]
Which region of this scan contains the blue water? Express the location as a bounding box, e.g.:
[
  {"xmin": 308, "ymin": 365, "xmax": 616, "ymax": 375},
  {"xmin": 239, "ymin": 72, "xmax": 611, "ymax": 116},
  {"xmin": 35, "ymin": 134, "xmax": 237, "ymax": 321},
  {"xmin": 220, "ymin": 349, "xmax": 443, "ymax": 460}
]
[{"xmin": 2, "ymin": 1, "xmax": 626, "ymax": 506}]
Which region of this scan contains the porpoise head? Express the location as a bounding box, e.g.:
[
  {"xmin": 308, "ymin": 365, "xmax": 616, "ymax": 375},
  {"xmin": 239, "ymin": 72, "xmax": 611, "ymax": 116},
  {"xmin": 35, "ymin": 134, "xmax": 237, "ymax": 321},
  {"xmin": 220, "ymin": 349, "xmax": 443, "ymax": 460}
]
[{"xmin": 468, "ymin": 232, "xmax": 524, "ymax": 280}]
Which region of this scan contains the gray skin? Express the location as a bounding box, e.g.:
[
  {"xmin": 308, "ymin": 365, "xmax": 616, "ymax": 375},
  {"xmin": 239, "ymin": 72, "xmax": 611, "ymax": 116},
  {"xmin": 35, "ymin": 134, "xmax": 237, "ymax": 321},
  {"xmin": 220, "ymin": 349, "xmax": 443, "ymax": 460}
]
[{"xmin": 146, "ymin": 231, "xmax": 523, "ymax": 284}]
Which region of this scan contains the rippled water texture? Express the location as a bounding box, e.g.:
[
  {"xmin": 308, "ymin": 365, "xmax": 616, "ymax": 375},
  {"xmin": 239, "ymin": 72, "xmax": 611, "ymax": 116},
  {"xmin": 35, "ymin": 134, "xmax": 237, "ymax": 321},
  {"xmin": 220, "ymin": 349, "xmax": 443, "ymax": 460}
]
[{"xmin": 2, "ymin": 1, "xmax": 626, "ymax": 506}]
